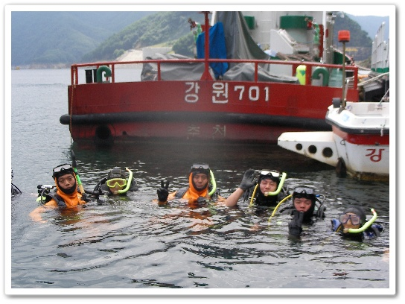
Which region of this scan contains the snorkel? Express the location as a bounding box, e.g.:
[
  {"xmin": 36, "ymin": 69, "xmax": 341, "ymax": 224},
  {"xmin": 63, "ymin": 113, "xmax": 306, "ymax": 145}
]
[
  {"xmin": 208, "ymin": 170, "xmax": 217, "ymax": 197},
  {"xmin": 117, "ymin": 167, "xmax": 133, "ymax": 194},
  {"xmin": 267, "ymin": 193, "xmax": 292, "ymax": 225},
  {"xmin": 264, "ymin": 172, "xmax": 287, "ymax": 196},
  {"xmin": 343, "ymin": 208, "xmax": 378, "ymax": 234},
  {"xmin": 249, "ymin": 172, "xmax": 287, "ymax": 207},
  {"xmin": 71, "ymin": 149, "xmax": 84, "ymax": 194}
]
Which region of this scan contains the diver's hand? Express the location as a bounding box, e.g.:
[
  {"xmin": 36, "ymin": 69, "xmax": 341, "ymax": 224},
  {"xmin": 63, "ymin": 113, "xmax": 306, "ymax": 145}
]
[
  {"xmin": 157, "ymin": 180, "xmax": 170, "ymax": 202},
  {"xmin": 239, "ymin": 169, "xmax": 256, "ymax": 191},
  {"xmin": 288, "ymin": 210, "xmax": 304, "ymax": 237}
]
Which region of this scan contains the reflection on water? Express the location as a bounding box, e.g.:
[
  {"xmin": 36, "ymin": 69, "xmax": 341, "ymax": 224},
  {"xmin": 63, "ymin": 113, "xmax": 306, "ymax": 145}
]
[
  {"xmin": 10, "ymin": 69, "xmax": 391, "ymax": 292},
  {"xmin": 11, "ymin": 141, "xmax": 390, "ymax": 291}
]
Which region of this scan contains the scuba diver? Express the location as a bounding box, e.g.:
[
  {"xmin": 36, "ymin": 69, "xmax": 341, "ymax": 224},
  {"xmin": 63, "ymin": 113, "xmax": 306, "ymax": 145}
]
[
  {"xmin": 331, "ymin": 206, "xmax": 383, "ymax": 241},
  {"xmin": 11, "ymin": 169, "xmax": 22, "ymax": 197},
  {"xmin": 276, "ymin": 186, "xmax": 326, "ymax": 239},
  {"xmin": 225, "ymin": 169, "xmax": 288, "ymax": 207},
  {"xmin": 30, "ymin": 163, "xmax": 87, "ymax": 222},
  {"xmin": 157, "ymin": 163, "xmax": 220, "ymax": 206},
  {"xmin": 91, "ymin": 167, "xmax": 137, "ymax": 197}
]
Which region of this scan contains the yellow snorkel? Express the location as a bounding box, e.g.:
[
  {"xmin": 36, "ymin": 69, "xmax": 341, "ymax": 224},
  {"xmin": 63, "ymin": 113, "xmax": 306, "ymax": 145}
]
[
  {"xmin": 117, "ymin": 167, "xmax": 133, "ymax": 194},
  {"xmin": 344, "ymin": 208, "xmax": 377, "ymax": 234},
  {"xmin": 249, "ymin": 172, "xmax": 287, "ymax": 207},
  {"xmin": 267, "ymin": 194, "xmax": 292, "ymax": 225},
  {"xmin": 208, "ymin": 170, "xmax": 217, "ymax": 197},
  {"xmin": 264, "ymin": 172, "xmax": 287, "ymax": 196}
]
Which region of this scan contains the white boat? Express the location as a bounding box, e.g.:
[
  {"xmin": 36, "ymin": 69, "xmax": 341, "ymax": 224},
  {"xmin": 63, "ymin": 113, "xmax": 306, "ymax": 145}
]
[{"xmin": 277, "ymin": 99, "xmax": 389, "ymax": 181}]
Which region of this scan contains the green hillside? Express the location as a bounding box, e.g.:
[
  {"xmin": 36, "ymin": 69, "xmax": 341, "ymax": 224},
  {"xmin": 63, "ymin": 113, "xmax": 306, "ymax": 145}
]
[
  {"xmin": 82, "ymin": 11, "xmax": 204, "ymax": 62},
  {"xmin": 10, "ymin": 11, "xmax": 388, "ymax": 68},
  {"xmin": 11, "ymin": 11, "xmax": 154, "ymax": 67},
  {"xmin": 334, "ymin": 13, "xmax": 373, "ymax": 61}
]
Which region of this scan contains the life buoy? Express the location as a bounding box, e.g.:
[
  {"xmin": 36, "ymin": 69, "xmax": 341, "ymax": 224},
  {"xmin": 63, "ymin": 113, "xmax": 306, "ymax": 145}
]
[
  {"xmin": 96, "ymin": 66, "xmax": 112, "ymax": 83},
  {"xmin": 312, "ymin": 67, "xmax": 329, "ymax": 86}
]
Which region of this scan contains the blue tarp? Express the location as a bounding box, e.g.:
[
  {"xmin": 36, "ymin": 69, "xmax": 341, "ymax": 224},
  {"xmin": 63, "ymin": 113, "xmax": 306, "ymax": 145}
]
[{"xmin": 196, "ymin": 22, "xmax": 228, "ymax": 79}]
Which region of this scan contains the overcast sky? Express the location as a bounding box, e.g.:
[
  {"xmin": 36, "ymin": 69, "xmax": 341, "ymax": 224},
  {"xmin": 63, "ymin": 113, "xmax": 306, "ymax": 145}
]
[{"xmin": 341, "ymin": 6, "xmax": 393, "ymax": 17}]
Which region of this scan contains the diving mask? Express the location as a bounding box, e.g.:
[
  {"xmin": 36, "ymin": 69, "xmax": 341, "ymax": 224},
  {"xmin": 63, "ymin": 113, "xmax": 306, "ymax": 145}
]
[
  {"xmin": 106, "ymin": 178, "xmax": 127, "ymax": 188},
  {"xmin": 259, "ymin": 170, "xmax": 280, "ymax": 178},
  {"xmin": 53, "ymin": 164, "xmax": 74, "ymax": 178},
  {"xmin": 190, "ymin": 163, "xmax": 210, "ymax": 177},
  {"xmin": 343, "ymin": 208, "xmax": 378, "ymax": 234},
  {"xmin": 293, "ymin": 187, "xmax": 316, "ymax": 200},
  {"xmin": 339, "ymin": 213, "xmax": 361, "ymax": 226}
]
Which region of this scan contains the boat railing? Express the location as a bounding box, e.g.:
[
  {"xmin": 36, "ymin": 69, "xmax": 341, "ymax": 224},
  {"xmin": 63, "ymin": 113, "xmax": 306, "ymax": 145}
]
[{"xmin": 70, "ymin": 58, "xmax": 358, "ymax": 90}]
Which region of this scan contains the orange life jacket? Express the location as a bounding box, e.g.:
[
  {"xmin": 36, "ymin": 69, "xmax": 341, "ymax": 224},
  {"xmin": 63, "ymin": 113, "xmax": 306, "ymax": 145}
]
[
  {"xmin": 178, "ymin": 173, "xmax": 209, "ymax": 204},
  {"xmin": 45, "ymin": 176, "xmax": 86, "ymax": 208}
]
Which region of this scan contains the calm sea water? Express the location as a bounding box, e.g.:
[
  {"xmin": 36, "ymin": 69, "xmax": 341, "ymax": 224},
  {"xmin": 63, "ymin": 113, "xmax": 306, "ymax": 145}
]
[{"xmin": 8, "ymin": 68, "xmax": 393, "ymax": 295}]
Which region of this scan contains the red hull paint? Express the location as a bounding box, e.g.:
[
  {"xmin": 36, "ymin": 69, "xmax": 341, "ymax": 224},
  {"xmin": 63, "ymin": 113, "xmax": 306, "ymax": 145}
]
[
  {"xmin": 63, "ymin": 60, "xmax": 359, "ymax": 145},
  {"xmin": 331, "ymin": 125, "xmax": 389, "ymax": 145},
  {"xmin": 68, "ymin": 80, "xmax": 357, "ymax": 118},
  {"xmin": 70, "ymin": 121, "xmax": 310, "ymax": 144}
]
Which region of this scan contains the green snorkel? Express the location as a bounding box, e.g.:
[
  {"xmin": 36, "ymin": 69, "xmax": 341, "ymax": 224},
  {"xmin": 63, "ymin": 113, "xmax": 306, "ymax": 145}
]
[
  {"xmin": 267, "ymin": 194, "xmax": 292, "ymax": 225},
  {"xmin": 208, "ymin": 170, "xmax": 217, "ymax": 197},
  {"xmin": 249, "ymin": 172, "xmax": 287, "ymax": 207},
  {"xmin": 344, "ymin": 208, "xmax": 378, "ymax": 234},
  {"xmin": 264, "ymin": 172, "xmax": 287, "ymax": 196},
  {"xmin": 117, "ymin": 167, "xmax": 133, "ymax": 194},
  {"xmin": 71, "ymin": 150, "xmax": 84, "ymax": 194}
]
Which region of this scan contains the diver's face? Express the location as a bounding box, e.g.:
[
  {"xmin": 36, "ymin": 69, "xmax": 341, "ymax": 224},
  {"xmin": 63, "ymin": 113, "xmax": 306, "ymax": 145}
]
[
  {"xmin": 108, "ymin": 184, "xmax": 124, "ymax": 195},
  {"xmin": 192, "ymin": 173, "xmax": 208, "ymax": 190},
  {"xmin": 294, "ymin": 197, "xmax": 312, "ymax": 212},
  {"xmin": 259, "ymin": 178, "xmax": 277, "ymax": 193},
  {"xmin": 57, "ymin": 174, "xmax": 76, "ymax": 190}
]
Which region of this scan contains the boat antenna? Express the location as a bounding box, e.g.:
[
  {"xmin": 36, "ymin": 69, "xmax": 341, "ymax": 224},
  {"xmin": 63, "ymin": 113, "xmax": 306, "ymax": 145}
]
[{"xmin": 338, "ymin": 30, "xmax": 350, "ymax": 112}]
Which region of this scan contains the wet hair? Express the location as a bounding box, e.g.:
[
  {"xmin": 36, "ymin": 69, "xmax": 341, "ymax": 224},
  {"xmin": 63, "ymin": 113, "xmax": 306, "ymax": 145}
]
[
  {"xmin": 259, "ymin": 175, "xmax": 279, "ymax": 185},
  {"xmin": 190, "ymin": 163, "xmax": 210, "ymax": 177},
  {"xmin": 107, "ymin": 167, "xmax": 126, "ymax": 180}
]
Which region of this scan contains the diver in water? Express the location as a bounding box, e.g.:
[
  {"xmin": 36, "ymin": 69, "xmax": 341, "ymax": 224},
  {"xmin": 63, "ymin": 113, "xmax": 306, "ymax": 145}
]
[
  {"xmin": 157, "ymin": 163, "xmax": 220, "ymax": 206},
  {"xmin": 92, "ymin": 167, "xmax": 137, "ymax": 196},
  {"xmin": 331, "ymin": 206, "xmax": 383, "ymax": 241},
  {"xmin": 225, "ymin": 169, "xmax": 288, "ymax": 208},
  {"xmin": 278, "ymin": 186, "xmax": 326, "ymax": 239},
  {"xmin": 11, "ymin": 169, "xmax": 22, "ymax": 197},
  {"xmin": 30, "ymin": 164, "xmax": 87, "ymax": 222},
  {"xmin": 89, "ymin": 167, "xmax": 138, "ymax": 203}
]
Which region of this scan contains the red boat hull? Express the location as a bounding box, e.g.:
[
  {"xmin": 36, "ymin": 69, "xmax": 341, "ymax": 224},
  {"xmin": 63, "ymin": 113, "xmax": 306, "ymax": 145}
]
[{"xmin": 63, "ymin": 78, "xmax": 358, "ymax": 145}]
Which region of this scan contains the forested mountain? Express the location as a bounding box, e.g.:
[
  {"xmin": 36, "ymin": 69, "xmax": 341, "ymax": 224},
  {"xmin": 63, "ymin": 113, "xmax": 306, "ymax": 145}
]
[
  {"xmin": 81, "ymin": 11, "xmax": 204, "ymax": 62},
  {"xmin": 10, "ymin": 10, "xmax": 389, "ymax": 68},
  {"xmin": 11, "ymin": 11, "xmax": 154, "ymax": 67},
  {"xmin": 336, "ymin": 14, "xmax": 390, "ymax": 61},
  {"xmin": 347, "ymin": 14, "xmax": 389, "ymax": 42}
]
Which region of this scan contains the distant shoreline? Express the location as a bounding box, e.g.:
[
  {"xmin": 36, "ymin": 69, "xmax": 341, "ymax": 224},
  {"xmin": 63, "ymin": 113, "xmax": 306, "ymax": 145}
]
[{"xmin": 12, "ymin": 49, "xmax": 144, "ymax": 70}]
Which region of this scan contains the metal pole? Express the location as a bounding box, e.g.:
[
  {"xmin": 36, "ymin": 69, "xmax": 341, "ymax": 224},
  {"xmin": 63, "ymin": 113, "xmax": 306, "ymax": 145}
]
[{"xmin": 342, "ymin": 41, "xmax": 346, "ymax": 108}]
